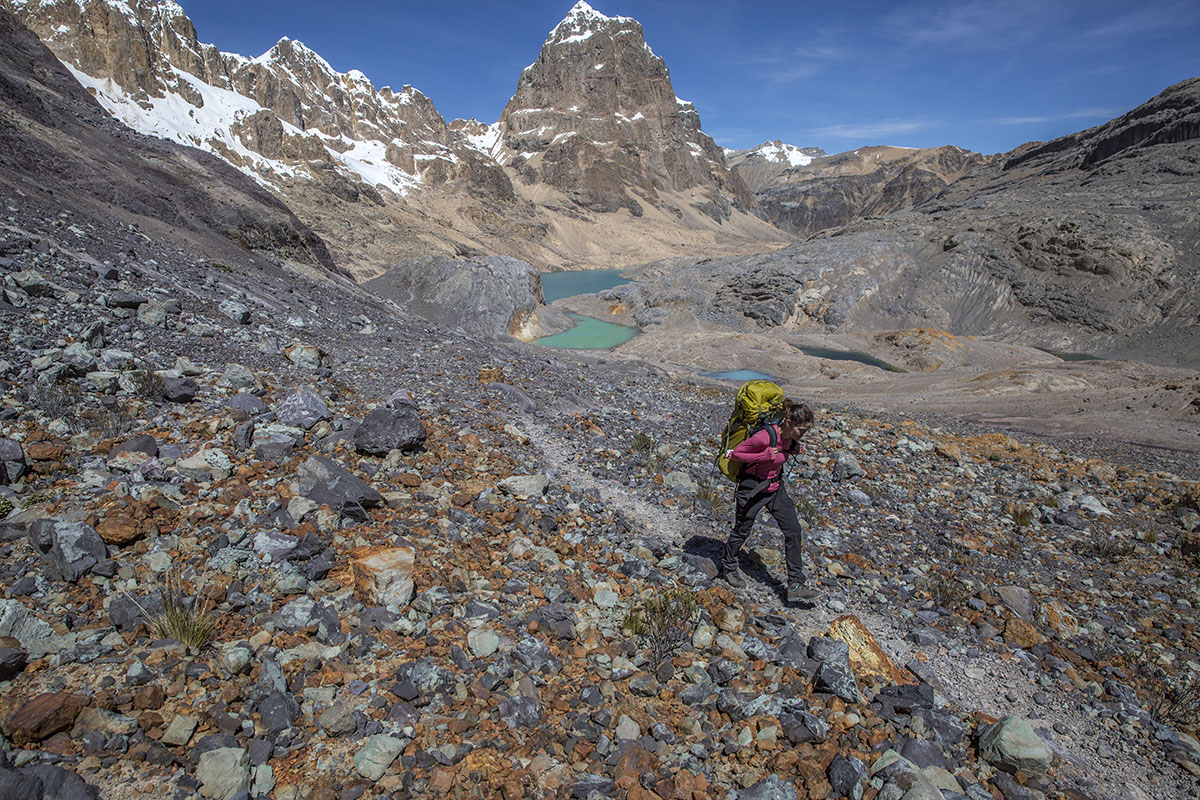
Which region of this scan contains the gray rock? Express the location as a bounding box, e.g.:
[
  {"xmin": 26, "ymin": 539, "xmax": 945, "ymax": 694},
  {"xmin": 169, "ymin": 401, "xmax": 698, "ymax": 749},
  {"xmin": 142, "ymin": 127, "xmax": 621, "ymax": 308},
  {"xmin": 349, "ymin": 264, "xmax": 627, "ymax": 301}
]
[
  {"xmin": 114, "ymin": 434, "xmax": 157, "ymax": 456},
  {"xmin": 196, "ymin": 747, "xmax": 250, "ymax": 799},
  {"xmin": 996, "ymin": 585, "xmax": 1035, "ymax": 620},
  {"xmin": 219, "ymin": 299, "xmax": 251, "ymax": 324},
  {"xmin": 978, "ymin": 716, "xmax": 1053, "ymax": 775},
  {"xmin": 109, "ymin": 592, "xmax": 164, "ymax": 633},
  {"xmin": 498, "ymin": 695, "xmax": 541, "ymax": 729},
  {"xmin": 61, "ymin": 343, "xmax": 97, "ymax": 376},
  {"xmin": 277, "ymin": 385, "xmax": 331, "ymax": 430},
  {"xmin": 317, "ymin": 702, "xmax": 357, "ymax": 736},
  {"xmin": 136, "ymin": 301, "xmax": 168, "ymax": 327},
  {"xmin": 353, "ymin": 406, "xmax": 426, "ymax": 455},
  {"xmin": 571, "ymin": 774, "xmax": 614, "ymax": 799},
  {"xmin": 781, "ymin": 710, "xmax": 829, "ymax": 744},
  {"xmin": 106, "ymin": 291, "xmax": 146, "ymax": 309},
  {"xmin": 0, "ymin": 646, "xmax": 28, "ymax": 680},
  {"xmin": 297, "ymin": 455, "xmax": 381, "ymax": 520},
  {"xmin": 259, "ymin": 692, "xmax": 299, "ymax": 733},
  {"xmin": 353, "ymin": 735, "xmax": 405, "ymax": 780},
  {"xmin": 0, "ymin": 437, "xmax": 23, "ymax": 462},
  {"xmin": 227, "ymin": 392, "xmax": 265, "ymax": 415},
  {"xmin": 832, "ymin": 450, "xmax": 865, "ymax": 481},
  {"xmin": 46, "ymin": 521, "xmax": 107, "ymax": 582},
  {"xmin": 498, "ymin": 474, "xmax": 550, "ymax": 497},
  {"xmin": 0, "ymin": 598, "xmax": 70, "ymax": 659},
  {"xmin": 739, "ymin": 774, "xmax": 798, "ymax": 800},
  {"xmin": 813, "ymin": 658, "xmax": 861, "ymax": 704},
  {"xmin": 828, "ymin": 755, "xmax": 868, "ymax": 800},
  {"xmin": 162, "ymin": 376, "xmax": 199, "ymax": 403}
]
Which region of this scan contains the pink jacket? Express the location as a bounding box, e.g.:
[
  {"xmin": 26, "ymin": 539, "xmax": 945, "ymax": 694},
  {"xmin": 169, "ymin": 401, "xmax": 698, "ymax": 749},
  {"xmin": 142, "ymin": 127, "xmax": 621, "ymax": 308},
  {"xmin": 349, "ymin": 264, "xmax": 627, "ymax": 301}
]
[{"xmin": 730, "ymin": 425, "xmax": 801, "ymax": 492}]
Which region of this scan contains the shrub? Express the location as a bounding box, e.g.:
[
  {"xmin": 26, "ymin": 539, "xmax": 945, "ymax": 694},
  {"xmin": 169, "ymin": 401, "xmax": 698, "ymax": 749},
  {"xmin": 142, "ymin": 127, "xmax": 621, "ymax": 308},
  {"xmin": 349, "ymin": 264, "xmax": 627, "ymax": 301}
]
[
  {"xmin": 693, "ymin": 476, "xmax": 727, "ymax": 515},
  {"xmin": 0, "ymin": 496, "xmax": 12, "ymax": 518},
  {"xmin": 127, "ymin": 570, "xmax": 217, "ymax": 653},
  {"xmin": 631, "ymin": 432, "xmax": 657, "ymax": 456},
  {"xmin": 1074, "ymin": 537, "xmax": 1135, "ymax": 561},
  {"xmin": 926, "ymin": 571, "xmax": 968, "ymax": 610},
  {"xmin": 28, "ymin": 380, "xmax": 83, "ymax": 423},
  {"xmin": 1151, "ymin": 676, "xmax": 1200, "ymax": 730},
  {"xmin": 127, "ymin": 368, "xmax": 164, "ymax": 401},
  {"xmin": 623, "ymin": 588, "xmax": 698, "ymax": 668}
]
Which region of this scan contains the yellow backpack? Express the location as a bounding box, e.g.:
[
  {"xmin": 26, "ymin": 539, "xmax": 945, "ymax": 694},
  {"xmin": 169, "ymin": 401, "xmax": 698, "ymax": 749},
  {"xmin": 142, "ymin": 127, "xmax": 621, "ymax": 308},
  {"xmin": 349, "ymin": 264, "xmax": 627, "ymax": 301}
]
[{"xmin": 715, "ymin": 380, "xmax": 784, "ymax": 482}]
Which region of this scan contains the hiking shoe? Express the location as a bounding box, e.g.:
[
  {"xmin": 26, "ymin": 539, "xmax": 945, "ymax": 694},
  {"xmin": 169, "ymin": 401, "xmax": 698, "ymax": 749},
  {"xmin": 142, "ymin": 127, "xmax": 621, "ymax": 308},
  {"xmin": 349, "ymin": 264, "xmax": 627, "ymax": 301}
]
[
  {"xmin": 787, "ymin": 583, "xmax": 820, "ymax": 603},
  {"xmin": 722, "ymin": 569, "xmax": 747, "ymax": 588}
]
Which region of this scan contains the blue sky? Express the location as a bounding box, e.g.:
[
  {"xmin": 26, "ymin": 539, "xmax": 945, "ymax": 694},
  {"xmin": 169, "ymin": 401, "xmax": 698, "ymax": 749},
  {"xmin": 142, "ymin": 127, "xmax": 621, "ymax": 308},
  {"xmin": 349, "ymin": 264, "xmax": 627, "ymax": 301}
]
[{"xmin": 180, "ymin": 0, "xmax": 1200, "ymax": 155}]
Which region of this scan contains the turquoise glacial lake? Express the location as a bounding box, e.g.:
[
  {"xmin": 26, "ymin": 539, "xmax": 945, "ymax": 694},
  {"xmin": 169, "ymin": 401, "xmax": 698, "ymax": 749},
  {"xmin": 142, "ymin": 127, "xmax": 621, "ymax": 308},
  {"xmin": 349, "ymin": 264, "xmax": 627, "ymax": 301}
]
[
  {"xmin": 540, "ymin": 268, "xmax": 629, "ymax": 303},
  {"xmin": 798, "ymin": 346, "xmax": 903, "ymax": 372},
  {"xmin": 531, "ymin": 312, "xmax": 637, "ymax": 349},
  {"xmin": 702, "ymin": 370, "xmax": 777, "ymax": 382}
]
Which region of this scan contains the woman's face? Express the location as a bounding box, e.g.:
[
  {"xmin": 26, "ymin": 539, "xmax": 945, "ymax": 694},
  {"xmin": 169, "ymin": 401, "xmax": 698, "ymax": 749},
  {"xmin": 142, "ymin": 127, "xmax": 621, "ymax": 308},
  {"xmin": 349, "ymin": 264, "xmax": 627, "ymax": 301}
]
[{"xmin": 783, "ymin": 421, "xmax": 811, "ymax": 440}]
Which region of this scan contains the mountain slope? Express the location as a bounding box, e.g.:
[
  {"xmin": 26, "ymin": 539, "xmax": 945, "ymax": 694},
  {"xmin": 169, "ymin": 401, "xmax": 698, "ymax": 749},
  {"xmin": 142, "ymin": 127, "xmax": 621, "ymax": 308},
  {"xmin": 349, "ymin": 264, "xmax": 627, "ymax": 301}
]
[
  {"xmin": 731, "ymin": 143, "xmax": 988, "ymax": 238},
  {"xmin": 0, "ymin": 4, "xmax": 334, "ymax": 270},
  {"xmin": 616, "ymin": 79, "xmax": 1200, "ymax": 367}
]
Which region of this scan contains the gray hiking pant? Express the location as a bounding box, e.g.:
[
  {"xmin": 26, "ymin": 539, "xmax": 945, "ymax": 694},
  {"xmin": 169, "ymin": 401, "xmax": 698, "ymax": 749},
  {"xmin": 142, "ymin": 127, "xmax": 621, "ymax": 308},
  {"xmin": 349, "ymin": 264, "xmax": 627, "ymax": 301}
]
[{"xmin": 721, "ymin": 481, "xmax": 806, "ymax": 585}]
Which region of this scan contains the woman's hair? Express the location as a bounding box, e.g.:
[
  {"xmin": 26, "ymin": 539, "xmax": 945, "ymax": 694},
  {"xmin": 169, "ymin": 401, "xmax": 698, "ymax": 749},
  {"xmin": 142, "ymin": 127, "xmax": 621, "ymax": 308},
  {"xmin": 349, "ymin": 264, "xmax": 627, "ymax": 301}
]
[{"xmin": 781, "ymin": 398, "xmax": 814, "ymax": 429}]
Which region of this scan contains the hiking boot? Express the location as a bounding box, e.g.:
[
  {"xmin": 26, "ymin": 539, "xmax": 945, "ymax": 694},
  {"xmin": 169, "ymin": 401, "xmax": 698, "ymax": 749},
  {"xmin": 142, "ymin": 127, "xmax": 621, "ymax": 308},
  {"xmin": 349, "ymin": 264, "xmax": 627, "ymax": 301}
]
[
  {"xmin": 787, "ymin": 583, "xmax": 820, "ymax": 603},
  {"xmin": 722, "ymin": 568, "xmax": 747, "ymax": 588}
]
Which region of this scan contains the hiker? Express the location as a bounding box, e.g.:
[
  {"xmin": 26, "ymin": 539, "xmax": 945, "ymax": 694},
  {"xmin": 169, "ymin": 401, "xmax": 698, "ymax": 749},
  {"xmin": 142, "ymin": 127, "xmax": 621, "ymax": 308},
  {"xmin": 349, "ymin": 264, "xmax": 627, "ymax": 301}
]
[{"xmin": 719, "ymin": 398, "xmax": 818, "ymax": 602}]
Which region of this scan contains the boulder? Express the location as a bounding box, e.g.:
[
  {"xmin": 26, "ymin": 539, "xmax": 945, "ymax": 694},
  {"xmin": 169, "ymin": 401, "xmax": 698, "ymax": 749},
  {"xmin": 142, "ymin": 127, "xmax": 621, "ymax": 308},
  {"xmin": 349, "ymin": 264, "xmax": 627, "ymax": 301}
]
[
  {"xmin": 353, "ymin": 406, "xmax": 426, "ymax": 455},
  {"xmin": 197, "ymin": 746, "xmax": 251, "ymax": 799},
  {"xmin": 46, "ymin": 521, "xmax": 106, "ymax": 582},
  {"xmin": 0, "ymin": 599, "xmax": 68, "ymax": 659},
  {"xmin": 978, "ymin": 716, "xmax": 1053, "ymax": 775},
  {"xmin": 284, "ymin": 343, "xmax": 325, "ymax": 370},
  {"xmin": 2, "ymin": 692, "xmax": 88, "ymax": 746},
  {"xmin": 352, "ymin": 545, "xmax": 416, "ymax": 607},
  {"xmin": 219, "ymin": 299, "xmax": 251, "ymax": 324},
  {"xmin": 498, "ymin": 474, "xmax": 550, "ymax": 497},
  {"xmin": 353, "ymin": 735, "xmax": 405, "ymax": 780},
  {"xmin": 276, "ymin": 385, "xmax": 331, "ymax": 430},
  {"xmin": 297, "ymin": 455, "xmax": 381, "ymax": 519},
  {"xmin": 739, "ymin": 775, "xmax": 798, "ymax": 800},
  {"xmin": 176, "ymin": 448, "xmax": 232, "ymax": 482},
  {"xmin": 161, "ymin": 376, "xmax": 200, "ymax": 402}
]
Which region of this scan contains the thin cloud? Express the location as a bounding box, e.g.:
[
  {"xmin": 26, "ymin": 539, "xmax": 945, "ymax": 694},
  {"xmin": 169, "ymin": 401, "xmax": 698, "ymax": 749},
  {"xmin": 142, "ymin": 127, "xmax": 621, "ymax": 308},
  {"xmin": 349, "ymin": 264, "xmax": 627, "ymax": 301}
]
[
  {"xmin": 996, "ymin": 107, "xmax": 1126, "ymax": 125},
  {"xmin": 808, "ymin": 118, "xmax": 935, "ymax": 141},
  {"xmin": 1081, "ymin": 1, "xmax": 1198, "ymax": 39},
  {"xmin": 884, "ymin": 0, "xmax": 1049, "ymax": 48}
]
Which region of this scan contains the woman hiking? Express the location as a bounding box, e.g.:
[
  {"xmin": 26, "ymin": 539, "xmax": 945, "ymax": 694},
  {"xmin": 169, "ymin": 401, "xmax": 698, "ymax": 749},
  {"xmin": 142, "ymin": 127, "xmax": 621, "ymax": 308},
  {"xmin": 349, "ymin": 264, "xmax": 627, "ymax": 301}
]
[{"xmin": 719, "ymin": 398, "xmax": 818, "ymax": 603}]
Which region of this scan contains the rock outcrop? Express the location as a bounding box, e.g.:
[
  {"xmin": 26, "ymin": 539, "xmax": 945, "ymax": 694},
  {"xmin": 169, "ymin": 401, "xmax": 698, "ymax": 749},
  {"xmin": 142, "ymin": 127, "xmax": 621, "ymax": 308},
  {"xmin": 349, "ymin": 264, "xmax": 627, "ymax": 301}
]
[
  {"xmin": 735, "ymin": 144, "xmax": 988, "ymax": 237},
  {"xmin": 494, "ymin": 1, "xmax": 753, "ymax": 221}
]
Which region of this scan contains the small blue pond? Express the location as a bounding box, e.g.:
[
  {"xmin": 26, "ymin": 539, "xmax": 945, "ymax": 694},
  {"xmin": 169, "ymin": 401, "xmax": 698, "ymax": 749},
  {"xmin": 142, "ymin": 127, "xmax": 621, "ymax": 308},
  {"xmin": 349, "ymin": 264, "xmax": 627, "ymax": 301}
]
[
  {"xmin": 540, "ymin": 268, "xmax": 629, "ymax": 303},
  {"xmin": 530, "ymin": 312, "xmax": 637, "ymax": 349},
  {"xmin": 799, "ymin": 346, "xmax": 903, "ymax": 372},
  {"xmin": 702, "ymin": 370, "xmax": 777, "ymax": 382}
]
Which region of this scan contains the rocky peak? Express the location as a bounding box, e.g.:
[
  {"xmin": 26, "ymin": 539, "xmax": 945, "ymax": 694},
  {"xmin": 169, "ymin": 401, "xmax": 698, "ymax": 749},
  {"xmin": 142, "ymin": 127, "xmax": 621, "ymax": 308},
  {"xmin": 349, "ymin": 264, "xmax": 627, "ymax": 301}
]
[{"xmin": 496, "ymin": 1, "xmax": 750, "ymax": 218}]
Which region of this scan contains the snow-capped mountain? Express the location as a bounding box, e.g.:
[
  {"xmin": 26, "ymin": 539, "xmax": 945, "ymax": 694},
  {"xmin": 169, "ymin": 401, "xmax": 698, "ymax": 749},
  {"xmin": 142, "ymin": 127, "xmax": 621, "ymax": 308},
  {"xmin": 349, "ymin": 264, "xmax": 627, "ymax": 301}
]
[
  {"xmin": 5, "ymin": 0, "xmax": 784, "ymax": 273},
  {"xmin": 3, "ymin": 0, "xmax": 492, "ymax": 199},
  {"xmin": 495, "ymin": 1, "xmax": 752, "ymax": 220},
  {"xmin": 724, "ymin": 140, "xmax": 829, "ymax": 194}
]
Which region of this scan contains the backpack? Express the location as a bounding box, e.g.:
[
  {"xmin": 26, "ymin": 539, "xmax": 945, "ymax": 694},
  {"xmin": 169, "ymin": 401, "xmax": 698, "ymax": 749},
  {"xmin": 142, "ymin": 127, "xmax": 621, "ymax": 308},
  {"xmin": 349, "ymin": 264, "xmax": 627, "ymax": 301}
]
[{"xmin": 715, "ymin": 379, "xmax": 784, "ymax": 482}]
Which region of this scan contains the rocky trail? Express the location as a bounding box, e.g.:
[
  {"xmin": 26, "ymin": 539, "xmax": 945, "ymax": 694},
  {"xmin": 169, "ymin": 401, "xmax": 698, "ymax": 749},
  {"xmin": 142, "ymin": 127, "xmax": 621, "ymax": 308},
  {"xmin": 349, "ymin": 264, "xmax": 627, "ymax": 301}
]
[{"xmin": 0, "ymin": 200, "xmax": 1198, "ymax": 800}]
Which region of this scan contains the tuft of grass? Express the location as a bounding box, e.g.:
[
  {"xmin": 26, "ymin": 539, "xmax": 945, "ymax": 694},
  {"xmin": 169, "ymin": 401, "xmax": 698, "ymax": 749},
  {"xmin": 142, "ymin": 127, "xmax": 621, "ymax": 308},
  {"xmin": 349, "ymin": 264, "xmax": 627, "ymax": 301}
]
[
  {"xmin": 1074, "ymin": 537, "xmax": 1136, "ymax": 561},
  {"xmin": 28, "ymin": 380, "xmax": 83, "ymax": 423},
  {"xmin": 794, "ymin": 497, "xmax": 818, "ymax": 520},
  {"xmin": 631, "ymin": 432, "xmax": 657, "ymax": 456},
  {"xmin": 127, "ymin": 368, "xmax": 164, "ymax": 401},
  {"xmin": 623, "ymin": 588, "xmax": 698, "ymax": 668},
  {"xmin": 693, "ymin": 476, "xmax": 727, "ymax": 515},
  {"xmin": 1151, "ymin": 676, "xmax": 1200, "ymax": 730},
  {"xmin": 0, "ymin": 496, "xmax": 12, "ymax": 518},
  {"xmin": 127, "ymin": 570, "xmax": 217, "ymax": 653},
  {"xmin": 926, "ymin": 571, "xmax": 968, "ymax": 610}
]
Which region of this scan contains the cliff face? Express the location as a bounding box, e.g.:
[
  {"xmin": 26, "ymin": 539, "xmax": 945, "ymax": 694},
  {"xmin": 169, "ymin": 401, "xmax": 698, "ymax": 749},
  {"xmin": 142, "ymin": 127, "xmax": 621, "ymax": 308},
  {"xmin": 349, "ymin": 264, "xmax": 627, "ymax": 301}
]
[
  {"xmin": 494, "ymin": 1, "xmax": 752, "ymax": 221},
  {"xmin": 733, "ymin": 144, "xmax": 988, "ymax": 238}
]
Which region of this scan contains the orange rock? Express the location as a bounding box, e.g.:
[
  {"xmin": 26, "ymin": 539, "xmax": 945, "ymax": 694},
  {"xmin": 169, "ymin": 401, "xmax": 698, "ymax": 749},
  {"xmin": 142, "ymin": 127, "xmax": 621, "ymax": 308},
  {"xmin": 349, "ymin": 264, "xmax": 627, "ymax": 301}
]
[
  {"xmin": 96, "ymin": 514, "xmax": 145, "ymax": 546},
  {"xmin": 825, "ymin": 615, "xmax": 911, "ymax": 685},
  {"xmin": 2, "ymin": 692, "xmax": 88, "ymax": 747},
  {"xmin": 25, "ymin": 441, "xmax": 65, "ymax": 461},
  {"xmin": 352, "ymin": 546, "xmax": 415, "ymax": 607},
  {"xmin": 400, "ymin": 472, "xmax": 422, "ymax": 487},
  {"xmin": 1004, "ymin": 617, "xmax": 1043, "ymax": 649}
]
